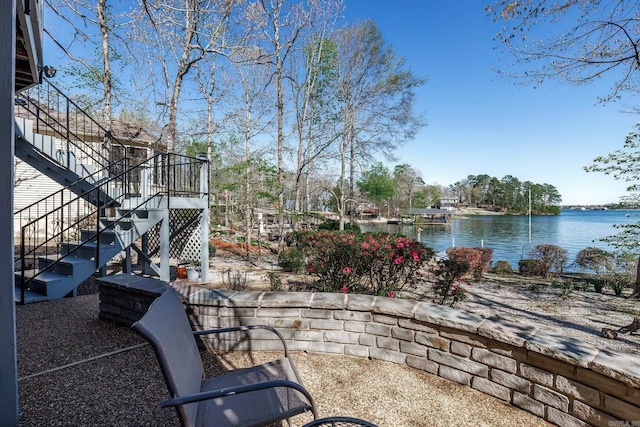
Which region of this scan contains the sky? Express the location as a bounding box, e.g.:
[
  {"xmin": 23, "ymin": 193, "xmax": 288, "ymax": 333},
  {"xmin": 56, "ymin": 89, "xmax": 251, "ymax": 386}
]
[{"xmin": 342, "ymin": 1, "xmax": 638, "ymax": 206}]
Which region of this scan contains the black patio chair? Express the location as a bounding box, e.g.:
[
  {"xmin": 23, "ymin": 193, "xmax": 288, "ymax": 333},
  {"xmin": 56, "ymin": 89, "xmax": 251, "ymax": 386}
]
[{"xmin": 132, "ymin": 288, "xmax": 318, "ymax": 427}]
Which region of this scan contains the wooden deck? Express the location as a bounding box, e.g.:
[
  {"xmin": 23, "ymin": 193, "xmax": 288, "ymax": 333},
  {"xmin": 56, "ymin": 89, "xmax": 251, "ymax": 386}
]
[{"xmin": 400, "ymin": 208, "xmax": 453, "ymax": 225}]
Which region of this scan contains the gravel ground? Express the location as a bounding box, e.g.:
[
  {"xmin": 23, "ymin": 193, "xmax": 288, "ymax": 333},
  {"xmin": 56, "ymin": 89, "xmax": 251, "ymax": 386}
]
[{"xmin": 16, "ymin": 293, "xmax": 550, "ymax": 427}]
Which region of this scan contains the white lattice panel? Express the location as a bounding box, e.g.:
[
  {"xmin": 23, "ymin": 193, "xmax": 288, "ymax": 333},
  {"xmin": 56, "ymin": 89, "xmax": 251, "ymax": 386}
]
[{"xmin": 180, "ymin": 227, "xmax": 201, "ymax": 263}]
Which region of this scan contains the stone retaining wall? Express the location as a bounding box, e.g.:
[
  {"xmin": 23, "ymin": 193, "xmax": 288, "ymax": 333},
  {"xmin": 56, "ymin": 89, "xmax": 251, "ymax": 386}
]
[
  {"xmin": 175, "ymin": 286, "xmax": 640, "ymax": 427},
  {"xmin": 98, "ymin": 277, "xmax": 640, "ymax": 426},
  {"xmin": 97, "ymin": 275, "xmax": 168, "ymax": 325}
]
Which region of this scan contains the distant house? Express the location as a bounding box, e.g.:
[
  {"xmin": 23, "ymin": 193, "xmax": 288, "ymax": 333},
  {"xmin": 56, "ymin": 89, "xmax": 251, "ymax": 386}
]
[{"xmin": 437, "ymin": 197, "xmax": 459, "ymax": 211}]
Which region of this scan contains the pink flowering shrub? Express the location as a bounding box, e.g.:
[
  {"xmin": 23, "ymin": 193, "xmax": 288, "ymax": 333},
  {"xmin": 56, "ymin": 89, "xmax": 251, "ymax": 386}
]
[
  {"xmin": 432, "ymin": 259, "xmax": 471, "ymax": 306},
  {"xmin": 445, "ymin": 247, "xmax": 493, "ymax": 280},
  {"xmin": 293, "ymin": 230, "xmax": 362, "ymax": 291},
  {"xmin": 291, "ymin": 231, "xmax": 434, "ymax": 295}
]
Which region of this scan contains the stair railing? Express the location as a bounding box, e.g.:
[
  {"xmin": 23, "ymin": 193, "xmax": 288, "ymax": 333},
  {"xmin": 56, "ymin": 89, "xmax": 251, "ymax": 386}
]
[
  {"xmin": 16, "ymin": 155, "xmax": 147, "ymax": 304},
  {"xmin": 14, "ymin": 77, "xmax": 129, "ymax": 175},
  {"xmin": 14, "ymin": 158, "xmax": 129, "ymax": 236},
  {"xmin": 15, "ymin": 152, "xmax": 208, "ymax": 304}
]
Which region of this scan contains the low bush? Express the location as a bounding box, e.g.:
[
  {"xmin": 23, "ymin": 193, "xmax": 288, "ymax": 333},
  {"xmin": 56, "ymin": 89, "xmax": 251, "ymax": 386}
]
[
  {"xmin": 575, "ymin": 247, "xmax": 613, "ymax": 274},
  {"xmin": 607, "ymin": 272, "xmax": 633, "ymax": 297},
  {"xmin": 592, "ymin": 277, "xmax": 606, "ymax": 293},
  {"xmin": 493, "ymin": 260, "xmax": 513, "ymax": 275},
  {"xmin": 278, "ymin": 248, "xmax": 304, "ymax": 273},
  {"xmin": 518, "ymin": 259, "xmax": 548, "ymax": 277},
  {"xmin": 290, "ymin": 230, "xmax": 434, "ymax": 295},
  {"xmin": 530, "ymin": 244, "xmax": 568, "ymax": 277},
  {"xmin": 432, "ymin": 259, "xmax": 471, "ymax": 307},
  {"xmin": 445, "ymin": 247, "xmax": 493, "ymax": 279},
  {"xmin": 266, "ymin": 271, "xmax": 283, "ymax": 291}
]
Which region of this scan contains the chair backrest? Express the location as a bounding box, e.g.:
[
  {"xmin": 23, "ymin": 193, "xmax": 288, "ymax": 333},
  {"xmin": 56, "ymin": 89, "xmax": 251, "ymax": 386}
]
[{"xmin": 132, "ymin": 289, "xmax": 204, "ymax": 427}]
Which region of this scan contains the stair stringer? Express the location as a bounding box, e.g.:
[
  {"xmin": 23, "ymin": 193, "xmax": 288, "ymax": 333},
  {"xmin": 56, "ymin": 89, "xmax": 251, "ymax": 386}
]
[{"xmin": 14, "ymin": 117, "xmax": 121, "ymax": 207}]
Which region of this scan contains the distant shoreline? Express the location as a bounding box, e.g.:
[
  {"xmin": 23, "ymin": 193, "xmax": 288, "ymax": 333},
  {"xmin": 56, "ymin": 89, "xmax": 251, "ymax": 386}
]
[{"xmin": 454, "ymin": 207, "xmax": 503, "ymax": 216}]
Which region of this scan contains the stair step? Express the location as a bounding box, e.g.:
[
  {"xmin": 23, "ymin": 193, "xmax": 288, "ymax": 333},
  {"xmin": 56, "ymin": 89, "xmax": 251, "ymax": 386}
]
[
  {"xmin": 59, "ymin": 241, "xmax": 115, "ymax": 258},
  {"xmin": 14, "ymin": 268, "xmax": 39, "ymax": 288},
  {"xmin": 14, "ymin": 288, "xmax": 49, "ymax": 303},
  {"xmin": 15, "ymin": 270, "xmax": 66, "ymax": 295},
  {"xmin": 79, "ymin": 229, "xmax": 118, "ymax": 244},
  {"xmin": 117, "ymin": 211, "xmax": 151, "ymax": 220},
  {"xmin": 38, "ymin": 255, "xmax": 96, "ymax": 276},
  {"xmin": 99, "ymin": 217, "xmax": 151, "ymax": 232}
]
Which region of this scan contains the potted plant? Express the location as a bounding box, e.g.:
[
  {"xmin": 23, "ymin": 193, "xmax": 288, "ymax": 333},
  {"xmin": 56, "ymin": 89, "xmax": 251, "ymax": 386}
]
[{"xmin": 185, "ymin": 259, "xmax": 200, "ymax": 280}]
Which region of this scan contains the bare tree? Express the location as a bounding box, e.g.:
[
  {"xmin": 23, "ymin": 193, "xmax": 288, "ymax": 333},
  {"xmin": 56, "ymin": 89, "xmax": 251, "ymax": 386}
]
[
  {"xmin": 335, "ymin": 20, "xmax": 426, "ymax": 229},
  {"xmin": 393, "ymin": 163, "xmax": 423, "ymax": 210},
  {"xmin": 134, "ymin": 0, "xmax": 236, "ymax": 152},
  {"xmin": 487, "ymin": 0, "xmax": 640, "ymax": 102},
  {"xmin": 244, "ymin": 0, "xmax": 325, "ymax": 251},
  {"xmin": 290, "ymin": 30, "xmax": 342, "ymax": 224},
  {"xmin": 228, "ymin": 46, "xmax": 276, "ymax": 257},
  {"xmin": 44, "ymin": 0, "xmax": 137, "ymax": 134}
]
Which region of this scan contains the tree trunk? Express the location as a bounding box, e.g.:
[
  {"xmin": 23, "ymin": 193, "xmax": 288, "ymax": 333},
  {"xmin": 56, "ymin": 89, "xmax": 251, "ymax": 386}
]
[
  {"xmin": 167, "ymin": 1, "xmax": 199, "ymax": 153},
  {"xmin": 97, "ymin": 0, "xmax": 111, "ymax": 135},
  {"xmin": 632, "ymin": 253, "xmax": 640, "ymax": 298},
  {"xmin": 349, "ymin": 128, "xmax": 355, "ymax": 228},
  {"xmin": 244, "ymin": 100, "xmax": 252, "ymax": 260},
  {"xmin": 97, "ymin": 0, "xmax": 113, "ymax": 170},
  {"xmin": 338, "ymin": 104, "xmax": 350, "ymax": 231}
]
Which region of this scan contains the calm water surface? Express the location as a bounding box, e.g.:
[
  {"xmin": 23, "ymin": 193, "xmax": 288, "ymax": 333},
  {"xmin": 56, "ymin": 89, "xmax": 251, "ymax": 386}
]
[{"xmin": 360, "ymin": 209, "xmax": 640, "ymax": 270}]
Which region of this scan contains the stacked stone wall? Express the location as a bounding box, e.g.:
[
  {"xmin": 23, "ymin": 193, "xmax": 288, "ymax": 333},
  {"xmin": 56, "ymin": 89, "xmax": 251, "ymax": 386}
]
[
  {"xmin": 177, "ymin": 288, "xmax": 640, "ymax": 426},
  {"xmin": 98, "ymin": 278, "xmax": 640, "ymax": 426}
]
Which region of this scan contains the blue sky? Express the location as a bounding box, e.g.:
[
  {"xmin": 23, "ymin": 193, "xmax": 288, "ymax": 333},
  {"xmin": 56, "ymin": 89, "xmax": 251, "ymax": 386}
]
[
  {"xmin": 343, "ymin": 1, "xmax": 638, "ymax": 205},
  {"xmin": 41, "ymin": 1, "xmax": 637, "ymax": 205}
]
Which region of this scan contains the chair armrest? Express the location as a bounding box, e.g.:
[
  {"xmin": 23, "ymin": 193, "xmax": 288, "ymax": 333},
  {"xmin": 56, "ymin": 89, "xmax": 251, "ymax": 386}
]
[
  {"xmin": 161, "ymin": 379, "xmax": 318, "ymax": 419},
  {"xmin": 193, "ymin": 325, "xmax": 290, "ymax": 356}
]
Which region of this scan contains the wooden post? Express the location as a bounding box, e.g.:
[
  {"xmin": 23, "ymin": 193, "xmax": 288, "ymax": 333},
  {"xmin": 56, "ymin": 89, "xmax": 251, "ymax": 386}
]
[
  {"xmin": 159, "ymin": 210, "xmax": 170, "ymax": 282},
  {"xmin": 0, "ymin": 0, "xmax": 19, "ymax": 425},
  {"xmin": 199, "ymin": 155, "xmax": 209, "ymax": 283}
]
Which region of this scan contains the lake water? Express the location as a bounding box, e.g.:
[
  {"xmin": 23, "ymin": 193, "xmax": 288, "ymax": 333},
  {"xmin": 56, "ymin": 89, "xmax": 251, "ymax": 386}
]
[{"xmin": 359, "ymin": 209, "xmax": 640, "ymax": 270}]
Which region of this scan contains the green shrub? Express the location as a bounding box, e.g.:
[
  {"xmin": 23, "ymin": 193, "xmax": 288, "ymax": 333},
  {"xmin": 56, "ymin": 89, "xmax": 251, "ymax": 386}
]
[
  {"xmin": 493, "ymin": 260, "xmax": 513, "ymax": 275},
  {"xmin": 278, "ymin": 249, "xmax": 304, "ymax": 273},
  {"xmin": 608, "ymin": 272, "xmax": 633, "ymax": 297},
  {"xmin": 518, "ymin": 259, "xmax": 548, "ymax": 277},
  {"xmin": 574, "ymin": 281, "xmax": 590, "ymax": 292},
  {"xmin": 592, "ymin": 278, "xmax": 606, "ymax": 293},
  {"xmin": 445, "ymin": 247, "xmax": 493, "ymax": 280},
  {"xmin": 266, "ymin": 271, "xmax": 283, "ymax": 291},
  {"xmin": 560, "ymin": 281, "xmax": 572, "ymax": 299}
]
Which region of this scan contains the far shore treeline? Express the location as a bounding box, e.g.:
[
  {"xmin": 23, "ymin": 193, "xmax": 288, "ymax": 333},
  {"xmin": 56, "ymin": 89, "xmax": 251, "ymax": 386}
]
[{"xmin": 354, "ymin": 164, "xmax": 562, "ymax": 216}]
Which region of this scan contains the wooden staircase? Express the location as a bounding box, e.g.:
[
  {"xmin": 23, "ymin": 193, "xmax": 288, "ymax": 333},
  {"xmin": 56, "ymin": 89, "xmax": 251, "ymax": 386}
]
[
  {"xmin": 16, "ymin": 207, "xmax": 163, "ymax": 303},
  {"xmin": 13, "ymin": 79, "xmax": 209, "ymax": 304}
]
